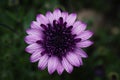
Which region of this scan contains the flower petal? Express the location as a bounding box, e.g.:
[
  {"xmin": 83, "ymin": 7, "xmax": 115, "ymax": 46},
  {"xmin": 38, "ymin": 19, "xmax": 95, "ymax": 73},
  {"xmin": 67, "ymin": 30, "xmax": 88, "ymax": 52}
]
[
  {"xmin": 66, "ymin": 13, "xmax": 77, "ymax": 26},
  {"xmin": 78, "ymin": 56, "xmax": 83, "ymax": 65},
  {"xmin": 77, "ymin": 40, "xmax": 93, "ymax": 48},
  {"xmin": 36, "ymin": 14, "xmax": 49, "ymax": 24},
  {"xmin": 38, "ymin": 54, "xmax": 48, "ymax": 70},
  {"xmin": 48, "ymin": 56, "xmax": 59, "ymax": 74},
  {"xmin": 75, "ymin": 48, "xmax": 88, "ymax": 58},
  {"xmin": 25, "ymin": 43, "xmax": 41, "ymax": 54},
  {"xmin": 61, "ymin": 12, "xmax": 68, "ymax": 22},
  {"xmin": 76, "ymin": 30, "xmax": 93, "ymax": 41},
  {"xmin": 66, "ymin": 52, "xmax": 80, "ymax": 67},
  {"xmin": 24, "ymin": 35, "xmax": 41, "ymax": 44},
  {"xmin": 30, "ymin": 49, "xmax": 42, "ymax": 62},
  {"xmin": 62, "ymin": 57, "xmax": 73, "ymax": 73},
  {"xmin": 46, "ymin": 11, "xmax": 54, "ymax": 24},
  {"xmin": 26, "ymin": 28, "xmax": 42, "ymax": 37},
  {"xmin": 53, "ymin": 9, "xmax": 61, "ymax": 20},
  {"xmin": 72, "ymin": 21, "xmax": 87, "ymax": 35},
  {"xmin": 57, "ymin": 61, "xmax": 64, "ymax": 75},
  {"xmin": 30, "ymin": 21, "xmax": 42, "ymax": 29}
]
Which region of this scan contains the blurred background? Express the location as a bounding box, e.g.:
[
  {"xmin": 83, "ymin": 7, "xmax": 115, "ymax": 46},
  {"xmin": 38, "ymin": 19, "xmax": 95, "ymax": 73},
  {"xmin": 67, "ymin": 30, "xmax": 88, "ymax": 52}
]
[{"xmin": 0, "ymin": 0, "xmax": 120, "ymax": 80}]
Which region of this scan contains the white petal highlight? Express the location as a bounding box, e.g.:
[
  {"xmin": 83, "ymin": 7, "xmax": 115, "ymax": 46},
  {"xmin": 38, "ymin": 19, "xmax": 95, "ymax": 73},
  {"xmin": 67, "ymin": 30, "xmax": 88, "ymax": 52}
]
[
  {"xmin": 48, "ymin": 56, "xmax": 59, "ymax": 74},
  {"xmin": 62, "ymin": 57, "xmax": 73, "ymax": 73}
]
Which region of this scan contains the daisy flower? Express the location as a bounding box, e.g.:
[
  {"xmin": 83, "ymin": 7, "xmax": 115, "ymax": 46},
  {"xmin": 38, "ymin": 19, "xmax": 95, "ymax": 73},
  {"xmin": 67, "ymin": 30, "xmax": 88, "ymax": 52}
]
[{"xmin": 25, "ymin": 9, "xmax": 93, "ymax": 75}]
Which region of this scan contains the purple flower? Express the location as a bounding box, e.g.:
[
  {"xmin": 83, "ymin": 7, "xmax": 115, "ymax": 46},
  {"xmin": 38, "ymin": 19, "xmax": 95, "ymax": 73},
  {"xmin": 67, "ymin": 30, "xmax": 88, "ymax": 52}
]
[{"xmin": 24, "ymin": 9, "xmax": 93, "ymax": 75}]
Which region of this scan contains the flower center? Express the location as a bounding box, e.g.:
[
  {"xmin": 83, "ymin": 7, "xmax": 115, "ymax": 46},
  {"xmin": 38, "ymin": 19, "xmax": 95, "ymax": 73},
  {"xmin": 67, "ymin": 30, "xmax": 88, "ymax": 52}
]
[{"xmin": 40, "ymin": 17, "xmax": 81, "ymax": 58}]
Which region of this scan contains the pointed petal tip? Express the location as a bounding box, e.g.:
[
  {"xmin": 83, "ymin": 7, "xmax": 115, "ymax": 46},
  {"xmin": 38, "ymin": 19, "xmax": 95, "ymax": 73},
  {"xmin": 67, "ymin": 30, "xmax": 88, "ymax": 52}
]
[
  {"xmin": 30, "ymin": 57, "xmax": 36, "ymax": 63},
  {"xmin": 71, "ymin": 13, "xmax": 77, "ymax": 16},
  {"xmin": 46, "ymin": 11, "xmax": 52, "ymax": 16},
  {"xmin": 70, "ymin": 13, "xmax": 77, "ymax": 19},
  {"xmin": 36, "ymin": 14, "xmax": 49, "ymax": 24},
  {"xmin": 48, "ymin": 68, "xmax": 55, "ymax": 75},
  {"xmin": 67, "ymin": 69, "xmax": 73, "ymax": 74},
  {"xmin": 53, "ymin": 8, "xmax": 62, "ymax": 20},
  {"xmin": 66, "ymin": 52, "xmax": 80, "ymax": 67},
  {"xmin": 66, "ymin": 13, "xmax": 77, "ymax": 26},
  {"xmin": 38, "ymin": 54, "xmax": 48, "ymax": 70},
  {"xmin": 36, "ymin": 14, "xmax": 42, "ymax": 18},
  {"xmin": 48, "ymin": 56, "xmax": 59, "ymax": 75},
  {"xmin": 76, "ymin": 30, "xmax": 93, "ymax": 41},
  {"xmin": 58, "ymin": 70, "xmax": 64, "ymax": 75},
  {"xmin": 77, "ymin": 40, "xmax": 94, "ymax": 48},
  {"xmin": 24, "ymin": 36, "xmax": 28, "ymax": 43},
  {"xmin": 62, "ymin": 57, "xmax": 73, "ymax": 74},
  {"xmin": 87, "ymin": 30, "xmax": 94, "ymax": 36},
  {"xmin": 25, "ymin": 46, "xmax": 32, "ymax": 54},
  {"xmin": 89, "ymin": 41, "xmax": 94, "ymax": 46},
  {"xmin": 54, "ymin": 8, "xmax": 61, "ymax": 12},
  {"xmin": 48, "ymin": 70, "xmax": 55, "ymax": 75},
  {"xmin": 38, "ymin": 66, "xmax": 44, "ymax": 70}
]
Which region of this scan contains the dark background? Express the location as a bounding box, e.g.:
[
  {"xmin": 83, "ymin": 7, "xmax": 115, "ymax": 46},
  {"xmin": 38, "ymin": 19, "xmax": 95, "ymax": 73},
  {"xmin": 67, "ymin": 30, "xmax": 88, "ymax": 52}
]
[{"xmin": 0, "ymin": 0, "xmax": 120, "ymax": 80}]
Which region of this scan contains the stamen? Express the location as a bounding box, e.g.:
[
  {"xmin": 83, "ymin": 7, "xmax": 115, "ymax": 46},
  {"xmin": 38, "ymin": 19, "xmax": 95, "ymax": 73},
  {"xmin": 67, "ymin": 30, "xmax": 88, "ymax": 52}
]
[
  {"xmin": 47, "ymin": 24, "xmax": 52, "ymax": 30},
  {"xmin": 41, "ymin": 24, "xmax": 47, "ymax": 30},
  {"xmin": 53, "ymin": 20, "xmax": 57, "ymax": 27},
  {"xmin": 74, "ymin": 38, "xmax": 81, "ymax": 42},
  {"xmin": 36, "ymin": 40, "xmax": 42, "ymax": 44},
  {"xmin": 67, "ymin": 26, "xmax": 73, "ymax": 30},
  {"xmin": 42, "ymin": 18, "xmax": 79, "ymax": 58},
  {"xmin": 59, "ymin": 17, "xmax": 63, "ymax": 25}
]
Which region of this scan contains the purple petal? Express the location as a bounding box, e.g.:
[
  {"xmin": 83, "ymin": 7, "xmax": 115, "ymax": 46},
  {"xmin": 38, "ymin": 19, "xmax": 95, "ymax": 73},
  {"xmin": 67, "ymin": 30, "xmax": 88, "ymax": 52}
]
[
  {"xmin": 72, "ymin": 21, "xmax": 87, "ymax": 35},
  {"xmin": 26, "ymin": 29, "xmax": 42, "ymax": 38},
  {"xmin": 38, "ymin": 54, "xmax": 48, "ymax": 70},
  {"xmin": 61, "ymin": 12, "xmax": 68, "ymax": 22},
  {"xmin": 62, "ymin": 57, "xmax": 73, "ymax": 73},
  {"xmin": 25, "ymin": 43, "xmax": 41, "ymax": 54},
  {"xmin": 66, "ymin": 52, "xmax": 80, "ymax": 67},
  {"xmin": 57, "ymin": 61, "xmax": 64, "ymax": 75},
  {"xmin": 77, "ymin": 40, "xmax": 93, "ymax": 48},
  {"xmin": 53, "ymin": 9, "xmax": 61, "ymax": 20},
  {"xmin": 78, "ymin": 56, "xmax": 83, "ymax": 65},
  {"xmin": 24, "ymin": 35, "xmax": 41, "ymax": 44},
  {"xmin": 76, "ymin": 30, "xmax": 93, "ymax": 41},
  {"xmin": 46, "ymin": 11, "xmax": 54, "ymax": 24},
  {"xmin": 36, "ymin": 14, "xmax": 49, "ymax": 24},
  {"xmin": 30, "ymin": 49, "xmax": 42, "ymax": 62},
  {"xmin": 30, "ymin": 21, "xmax": 42, "ymax": 29},
  {"xmin": 75, "ymin": 48, "xmax": 88, "ymax": 58},
  {"xmin": 66, "ymin": 13, "xmax": 77, "ymax": 26},
  {"xmin": 48, "ymin": 56, "xmax": 59, "ymax": 74}
]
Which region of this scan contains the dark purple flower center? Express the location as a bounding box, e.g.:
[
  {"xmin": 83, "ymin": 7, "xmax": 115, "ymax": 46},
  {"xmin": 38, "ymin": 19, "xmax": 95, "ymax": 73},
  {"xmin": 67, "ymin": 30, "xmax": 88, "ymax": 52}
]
[{"xmin": 38, "ymin": 17, "xmax": 81, "ymax": 58}]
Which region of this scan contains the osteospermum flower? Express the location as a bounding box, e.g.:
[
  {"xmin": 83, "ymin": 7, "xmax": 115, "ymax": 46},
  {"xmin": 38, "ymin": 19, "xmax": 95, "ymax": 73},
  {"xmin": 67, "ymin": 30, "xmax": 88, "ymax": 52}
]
[{"xmin": 25, "ymin": 9, "xmax": 93, "ymax": 75}]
